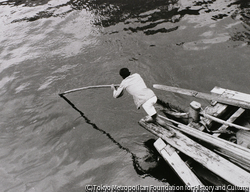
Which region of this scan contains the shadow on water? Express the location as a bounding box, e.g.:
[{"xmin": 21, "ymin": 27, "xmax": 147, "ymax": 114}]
[{"xmin": 59, "ymin": 94, "xmax": 183, "ymax": 186}]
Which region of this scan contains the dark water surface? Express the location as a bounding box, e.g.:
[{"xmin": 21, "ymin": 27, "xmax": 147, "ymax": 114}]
[{"xmin": 0, "ymin": 0, "xmax": 250, "ymax": 191}]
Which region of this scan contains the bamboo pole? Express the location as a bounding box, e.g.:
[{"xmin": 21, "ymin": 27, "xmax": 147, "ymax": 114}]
[{"xmin": 59, "ymin": 84, "xmax": 119, "ymax": 96}]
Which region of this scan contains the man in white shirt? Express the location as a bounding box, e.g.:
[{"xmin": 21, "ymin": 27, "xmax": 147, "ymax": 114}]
[{"xmin": 111, "ymin": 68, "xmax": 174, "ymax": 133}]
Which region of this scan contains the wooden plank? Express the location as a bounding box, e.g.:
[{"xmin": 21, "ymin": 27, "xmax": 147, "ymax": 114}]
[
  {"xmin": 210, "ymin": 87, "xmax": 246, "ymax": 136},
  {"xmin": 213, "ymin": 108, "xmax": 245, "ymax": 136},
  {"xmin": 198, "ymin": 87, "xmax": 229, "ymax": 131},
  {"xmin": 139, "ymin": 117, "xmax": 250, "ymax": 187},
  {"xmin": 185, "ymin": 159, "xmax": 232, "ymax": 187},
  {"xmin": 201, "ymin": 112, "xmax": 250, "ymax": 131},
  {"xmin": 158, "ymin": 115, "xmax": 250, "ymax": 172},
  {"xmin": 200, "ymin": 103, "xmax": 228, "ymax": 130},
  {"xmin": 154, "ymin": 138, "xmax": 206, "ymax": 189},
  {"xmin": 237, "ymin": 130, "xmax": 250, "ymax": 149},
  {"xmin": 178, "ymin": 123, "xmax": 250, "ymax": 171},
  {"xmin": 153, "ymin": 84, "xmax": 250, "ymax": 110},
  {"xmin": 211, "ymin": 87, "xmax": 250, "ymax": 103}
]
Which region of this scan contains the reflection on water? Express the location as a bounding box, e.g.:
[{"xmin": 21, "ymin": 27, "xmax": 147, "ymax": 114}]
[
  {"xmin": 3, "ymin": 0, "xmax": 249, "ymax": 45},
  {"xmin": 0, "ymin": 0, "xmax": 250, "ymax": 191},
  {"xmin": 2, "ymin": 0, "xmax": 249, "ymax": 42}
]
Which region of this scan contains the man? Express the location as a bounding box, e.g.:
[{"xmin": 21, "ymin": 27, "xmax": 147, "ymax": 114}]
[{"xmin": 111, "ymin": 68, "xmax": 174, "ymax": 135}]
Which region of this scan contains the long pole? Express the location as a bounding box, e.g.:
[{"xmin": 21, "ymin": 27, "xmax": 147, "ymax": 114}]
[
  {"xmin": 59, "ymin": 84, "xmax": 119, "ymax": 96},
  {"xmin": 153, "ymin": 84, "xmax": 250, "ymax": 110}
]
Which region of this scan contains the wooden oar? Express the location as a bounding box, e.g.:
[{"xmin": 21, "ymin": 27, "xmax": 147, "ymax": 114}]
[
  {"xmin": 153, "ymin": 84, "xmax": 250, "ymax": 110},
  {"xmin": 59, "ymin": 84, "xmax": 119, "ymax": 96}
]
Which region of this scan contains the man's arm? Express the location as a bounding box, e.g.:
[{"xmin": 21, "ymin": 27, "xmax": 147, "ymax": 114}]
[{"xmin": 111, "ymin": 84, "xmax": 124, "ymax": 98}]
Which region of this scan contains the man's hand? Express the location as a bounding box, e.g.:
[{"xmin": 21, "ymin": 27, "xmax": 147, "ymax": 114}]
[{"xmin": 111, "ymin": 84, "xmax": 116, "ymax": 90}]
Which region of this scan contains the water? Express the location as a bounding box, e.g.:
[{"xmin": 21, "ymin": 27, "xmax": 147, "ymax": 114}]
[{"xmin": 0, "ymin": 0, "xmax": 250, "ymax": 191}]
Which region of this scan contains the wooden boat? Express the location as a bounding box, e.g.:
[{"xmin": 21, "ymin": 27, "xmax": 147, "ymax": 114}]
[
  {"xmin": 139, "ymin": 117, "xmax": 250, "ymax": 187},
  {"xmin": 139, "ymin": 85, "xmax": 250, "ymax": 188}
]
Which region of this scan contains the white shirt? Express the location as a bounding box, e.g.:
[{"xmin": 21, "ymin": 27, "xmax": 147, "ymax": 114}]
[{"xmin": 113, "ymin": 73, "xmax": 155, "ymax": 108}]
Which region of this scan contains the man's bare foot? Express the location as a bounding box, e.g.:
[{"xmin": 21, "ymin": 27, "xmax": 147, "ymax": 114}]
[{"xmin": 145, "ymin": 116, "xmax": 155, "ymax": 123}]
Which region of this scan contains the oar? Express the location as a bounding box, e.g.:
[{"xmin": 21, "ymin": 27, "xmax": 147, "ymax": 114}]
[
  {"xmin": 59, "ymin": 84, "xmax": 119, "ymax": 96},
  {"xmin": 153, "ymin": 84, "xmax": 250, "ymax": 110}
]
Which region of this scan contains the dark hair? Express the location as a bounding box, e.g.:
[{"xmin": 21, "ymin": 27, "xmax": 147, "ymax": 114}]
[{"xmin": 119, "ymin": 68, "xmax": 131, "ymax": 79}]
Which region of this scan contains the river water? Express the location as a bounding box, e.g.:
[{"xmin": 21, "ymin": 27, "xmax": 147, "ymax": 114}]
[{"xmin": 0, "ymin": 0, "xmax": 250, "ymax": 191}]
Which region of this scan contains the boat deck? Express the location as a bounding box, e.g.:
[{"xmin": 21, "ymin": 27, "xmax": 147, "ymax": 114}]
[
  {"xmin": 191, "ymin": 86, "xmax": 250, "ymax": 148},
  {"xmin": 139, "ymin": 85, "xmax": 250, "ymax": 188}
]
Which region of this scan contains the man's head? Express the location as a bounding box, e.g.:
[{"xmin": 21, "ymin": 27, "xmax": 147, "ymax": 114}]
[{"xmin": 119, "ymin": 68, "xmax": 131, "ymax": 79}]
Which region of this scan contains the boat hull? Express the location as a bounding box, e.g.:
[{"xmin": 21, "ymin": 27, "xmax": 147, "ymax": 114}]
[{"xmin": 139, "ymin": 117, "xmax": 250, "ymax": 187}]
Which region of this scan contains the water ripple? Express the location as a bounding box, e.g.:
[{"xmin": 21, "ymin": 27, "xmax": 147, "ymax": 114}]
[{"xmin": 0, "ymin": 0, "xmax": 250, "ymax": 191}]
